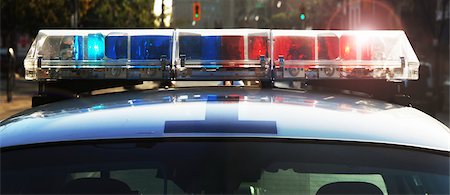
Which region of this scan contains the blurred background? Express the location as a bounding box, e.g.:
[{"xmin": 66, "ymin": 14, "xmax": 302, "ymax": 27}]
[{"xmin": 0, "ymin": 0, "xmax": 449, "ymax": 125}]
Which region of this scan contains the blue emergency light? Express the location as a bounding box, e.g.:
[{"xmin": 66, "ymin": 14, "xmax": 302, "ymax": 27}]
[
  {"xmin": 179, "ymin": 36, "xmax": 221, "ymax": 60},
  {"xmin": 73, "ymin": 36, "xmax": 83, "ymax": 60},
  {"xmin": 105, "ymin": 35, "xmax": 127, "ymax": 59},
  {"xmin": 131, "ymin": 35, "xmax": 171, "ymax": 60},
  {"xmin": 23, "ymin": 29, "xmax": 419, "ymax": 81},
  {"xmin": 87, "ymin": 33, "xmax": 105, "ymax": 60}
]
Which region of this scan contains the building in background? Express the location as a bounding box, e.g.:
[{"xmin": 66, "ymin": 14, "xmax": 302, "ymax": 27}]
[
  {"xmin": 172, "ymin": 0, "xmax": 235, "ymax": 28},
  {"xmin": 154, "ymin": 0, "xmax": 173, "ymax": 27}
]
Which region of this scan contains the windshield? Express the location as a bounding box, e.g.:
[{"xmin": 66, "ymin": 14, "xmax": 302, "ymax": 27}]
[{"xmin": 2, "ymin": 139, "xmax": 448, "ymax": 194}]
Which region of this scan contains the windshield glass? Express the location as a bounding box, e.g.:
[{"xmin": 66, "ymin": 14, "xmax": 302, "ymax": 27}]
[{"xmin": 2, "ymin": 139, "xmax": 449, "ymax": 194}]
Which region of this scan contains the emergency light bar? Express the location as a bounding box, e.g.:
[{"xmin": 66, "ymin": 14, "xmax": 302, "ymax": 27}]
[{"xmin": 24, "ymin": 29, "xmax": 419, "ymax": 81}]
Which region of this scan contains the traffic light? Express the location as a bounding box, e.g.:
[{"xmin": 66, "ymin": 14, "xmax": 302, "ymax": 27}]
[
  {"xmin": 299, "ymin": 6, "xmax": 305, "ymax": 21},
  {"xmin": 193, "ymin": 2, "xmax": 201, "ymax": 21}
]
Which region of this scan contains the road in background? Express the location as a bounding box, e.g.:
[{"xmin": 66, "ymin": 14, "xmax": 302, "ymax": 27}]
[{"xmin": 0, "ymin": 76, "xmax": 36, "ymax": 120}]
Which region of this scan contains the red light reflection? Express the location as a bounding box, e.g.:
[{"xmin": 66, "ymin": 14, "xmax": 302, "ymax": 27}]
[
  {"xmin": 274, "ymin": 36, "xmax": 315, "ymax": 60},
  {"xmin": 340, "ymin": 35, "xmax": 357, "ymax": 60},
  {"xmin": 248, "ymin": 36, "xmax": 268, "ymax": 60}
]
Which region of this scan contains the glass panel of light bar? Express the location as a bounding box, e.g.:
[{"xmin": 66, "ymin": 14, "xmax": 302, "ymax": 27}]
[
  {"xmin": 24, "ymin": 29, "xmax": 174, "ymax": 80},
  {"xmin": 272, "ymin": 30, "xmax": 419, "ymax": 80},
  {"xmin": 175, "ymin": 29, "xmax": 270, "ymax": 80}
]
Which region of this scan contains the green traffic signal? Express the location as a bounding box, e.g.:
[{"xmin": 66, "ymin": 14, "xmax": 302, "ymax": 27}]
[
  {"xmin": 300, "ymin": 13, "xmax": 305, "ymax": 21},
  {"xmin": 193, "ymin": 2, "xmax": 201, "ymax": 21}
]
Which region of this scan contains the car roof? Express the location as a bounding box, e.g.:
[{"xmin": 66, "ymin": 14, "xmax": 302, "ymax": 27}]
[{"xmin": 1, "ymin": 87, "xmax": 449, "ymax": 152}]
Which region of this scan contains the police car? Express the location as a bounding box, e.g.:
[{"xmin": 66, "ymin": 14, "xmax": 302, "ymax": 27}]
[{"xmin": 1, "ymin": 29, "xmax": 449, "ymax": 194}]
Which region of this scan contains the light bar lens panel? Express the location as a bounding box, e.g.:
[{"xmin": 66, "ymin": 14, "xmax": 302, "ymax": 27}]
[
  {"xmin": 105, "ymin": 34, "xmax": 127, "ymax": 59},
  {"xmin": 272, "ymin": 30, "xmax": 419, "ymax": 80},
  {"xmin": 179, "ymin": 35, "xmax": 221, "ymax": 60},
  {"xmin": 176, "ymin": 29, "xmax": 270, "ymax": 62},
  {"xmin": 24, "ymin": 30, "xmax": 174, "ymax": 80},
  {"xmin": 87, "ymin": 33, "xmax": 105, "ymax": 60},
  {"xmin": 174, "ymin": 29, "xmax": 271, "ymax": 80},
  {"xmin": 131, "ymin": 35, "xmax": 172, "ymax": 60}
]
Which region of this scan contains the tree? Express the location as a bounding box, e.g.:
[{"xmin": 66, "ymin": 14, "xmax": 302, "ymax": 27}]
[
  {"xmin": 1, "ymin": 0, "xmax": 157, "ymax": 49},
  {"xmin": 0, "ymin": 0, "xmax": 156, "ymax": 33},
  {"xmin": 1, "ymin": 0, "xmax": 72, "ymax": 34},
  {"xmin": 80, "ymin": 0, "xmax": 155, "ymax": 28}
]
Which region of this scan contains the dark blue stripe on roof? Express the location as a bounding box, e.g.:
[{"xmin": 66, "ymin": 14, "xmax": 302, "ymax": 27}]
[{"xmin": 164, "ymin": 120, "xmax": 276, "ymax": 134}]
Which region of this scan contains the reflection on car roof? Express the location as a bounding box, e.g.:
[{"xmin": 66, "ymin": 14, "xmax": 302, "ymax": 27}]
[{"xmin": 1, "ymin": 87, "xmax": 449, "ymax": 151}]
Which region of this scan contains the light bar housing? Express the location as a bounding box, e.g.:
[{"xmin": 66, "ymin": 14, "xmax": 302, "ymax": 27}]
[{"xmin": 24, "ymin": 29, "xmax": 419, "ymax": 82}]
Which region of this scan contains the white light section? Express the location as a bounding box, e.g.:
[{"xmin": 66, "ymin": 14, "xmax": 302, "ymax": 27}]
[
  {"xmin": 276, "ymin": 1, "xmax": 282, "ymax": 8},
  {"xmin": 153, "ymin": 0, "xmax": 163, "ymax": 16}
]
